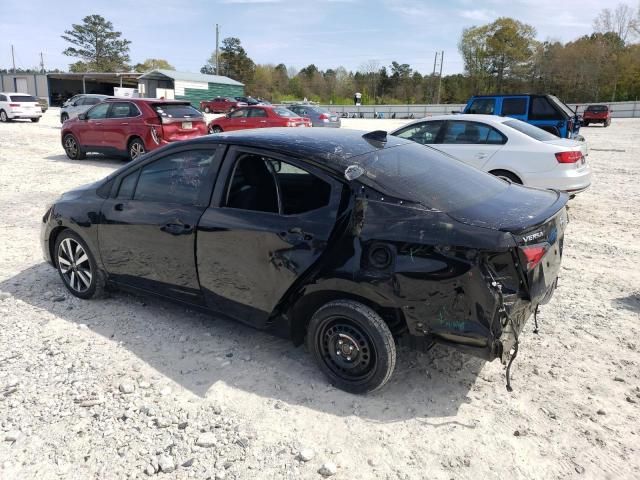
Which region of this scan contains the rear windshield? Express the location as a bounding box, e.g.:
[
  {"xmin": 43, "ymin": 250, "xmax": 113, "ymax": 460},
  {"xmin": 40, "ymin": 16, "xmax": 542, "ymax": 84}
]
[
  {"xmin": 586, "ymin": 105, "xmax": 608, "ymax": 112},
  {"xmin": 312, "ymin": 107, "xmax": 331, "ymax": 114},
  {"xmin": 503, "ymin": 119, "xmax": 558, "ymax": 141},
  {"xmin": 549, "ymin": 95, "xmax": 575, "ymax": 117},
  {"xmin": 274, "ymin": 107, "xmax": 298, "ymax": 117},
  {"xmin": 153, "ymin": 104, "xmax": 202, "ymax": 119},
  {"xmin": 10, "ymin": 95, "xmax": 37, "ymax": 102},
  {"xmin": 353, "ymin": 142, "xmax": 509, "ymax": 212}
]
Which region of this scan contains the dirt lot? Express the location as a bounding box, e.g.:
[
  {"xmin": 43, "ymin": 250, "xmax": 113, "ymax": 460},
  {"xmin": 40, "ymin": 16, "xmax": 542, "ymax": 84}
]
[{"xmin": 0, "ymin": 110, "xmax": 638, "ymax": 480}]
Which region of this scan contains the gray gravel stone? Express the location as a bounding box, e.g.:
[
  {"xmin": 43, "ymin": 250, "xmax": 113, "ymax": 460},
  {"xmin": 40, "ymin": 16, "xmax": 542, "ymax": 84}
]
[
  {"xmin": 119, "ymin": 382, "xmax": 135, "ymax": 394},
  {"xmin": 196, "ymin": 433, "xmax": 217, "ymax": 447},
  {"xmin": 158, "ymin": 454, "xmax": 175, "ymax": 473},
  {"xmin": 297, "ymin": 448, "xmax": 315, "ymax": 462},
  {"xmin": 318, "ymin": 462, "xmax": 337, "ymax": 477}
]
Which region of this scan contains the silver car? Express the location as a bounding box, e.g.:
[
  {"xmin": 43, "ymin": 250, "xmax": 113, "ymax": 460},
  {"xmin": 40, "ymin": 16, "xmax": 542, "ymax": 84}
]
[
  {"xmin": 287, "ymin": 104, "xmax": 341, "ymax": 127},
  {"xmin": 60, "ymin": 94, "xmax": 110, "ymax": 123}
]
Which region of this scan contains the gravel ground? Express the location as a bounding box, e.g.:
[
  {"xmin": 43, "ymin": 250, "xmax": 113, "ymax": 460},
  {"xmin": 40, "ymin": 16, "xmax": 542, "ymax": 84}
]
[{"xmin": 0, "ymin": 110, "xmax": 638, "ymax": 480}]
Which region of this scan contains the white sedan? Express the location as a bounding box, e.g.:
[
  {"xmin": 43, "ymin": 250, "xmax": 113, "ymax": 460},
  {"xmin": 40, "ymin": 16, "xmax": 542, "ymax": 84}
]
[{"xmin": 390, "ymin": 114, "xmax": 591, "ymax": 194}]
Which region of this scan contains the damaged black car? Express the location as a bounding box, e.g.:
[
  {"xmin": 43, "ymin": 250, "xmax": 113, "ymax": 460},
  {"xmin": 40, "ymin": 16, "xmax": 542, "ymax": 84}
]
[{"xmin": 41, "ymin": 128, "xmax": 568, "ymax": 393}]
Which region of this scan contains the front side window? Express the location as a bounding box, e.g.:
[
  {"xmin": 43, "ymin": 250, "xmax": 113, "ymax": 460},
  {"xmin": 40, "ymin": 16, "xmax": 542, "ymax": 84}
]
[
  {"xmin": 86, "ymin": 103, "xmax": 110, "ymax": 120},
  {"xmin": 393, "ymin": 121, "xmax": 443, "ymax": 145},
  {"xmin": 229, "ymin": 108, "xmax": 248, "ymax": 118},
  {"xmin": 133, "ymin": 149, "xmax": 216, "ymax": 205},
  {"xmin": 467, "ymin": 98, "xmax": 495, "ymax": 114},
  {"xmin": 226, "ymin": 154, "xmax": 331, "ymax": 215},
  {"xmin": 84, "ymin": 97, "xmax": 102, "ymax": 106},
  {"xmin": 442, "ymin": 121, "xmax": 505, "ymax": 145},
  {"xmin": 0, "ymin": 95, "xmax": 6, "ymax": 101},
  {"xmin": 117, "ymin": 170, "xmax": 139, "ymax": 199}
]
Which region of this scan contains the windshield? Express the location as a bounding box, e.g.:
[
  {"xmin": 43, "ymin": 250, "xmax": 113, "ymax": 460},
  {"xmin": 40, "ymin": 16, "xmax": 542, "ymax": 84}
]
[
  {"xmin": 503, "ymin": 119, "xmax": 558, "ymax": 141},
  {"xmin": 274, "ymin": 107, "xmax": 298, "ymax": 117},
  {"xmin": 549, "ymin": 95, "xmax": 575, "ymax": 117},
  {"xmin": 352, "ymin": 142, "xmax": 509, "ymax": 212},
  {"xmin": 586, "ymin": 105, "xmax": 608, "ymax": 112},
  {"xmin": 10, "ymin": 95, "xmax": 37, "ymax": 102}
]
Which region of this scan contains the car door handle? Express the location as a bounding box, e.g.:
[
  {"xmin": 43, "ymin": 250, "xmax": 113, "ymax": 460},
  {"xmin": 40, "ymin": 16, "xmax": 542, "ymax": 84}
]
[
  {"xmin": 259, "ymin": 120, "xmax": 267, "ymax": 123},
  {"xmin": 476, "ymin": 153, "xmax": 488, "ymax": 158},
  {"xmin": 161, "ymin": 222, "xmax": 193, "ymax": 235},
  {"xmin": 114, "ymin": 203, "xmax": 125, "ymax": 211},
  {"xmin": 120, "ymin": 122, "xmax": 129, "ymax": 125},
  {"xmin": 94, "ymin": 122, "xmax": 102, "ymax": 126}
]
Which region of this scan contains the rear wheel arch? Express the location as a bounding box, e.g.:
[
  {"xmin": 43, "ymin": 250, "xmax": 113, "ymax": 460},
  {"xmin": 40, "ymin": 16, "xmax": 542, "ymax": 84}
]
[
  {"xmin": 287, "ymin": 289, "xmax": 407, "ymax": 346},
  {"xmin": 489, "ymin": 169, "xmax": 523, "ymax": 185}
]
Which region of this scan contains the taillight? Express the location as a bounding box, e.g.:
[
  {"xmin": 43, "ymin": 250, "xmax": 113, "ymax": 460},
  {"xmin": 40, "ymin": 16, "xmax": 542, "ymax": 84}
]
[
  {"xmin": 319, "ymin": 113, "xmax": 329, "ymax": 121},
  {"xmin": 521, "ymin": 244, "xmax": 547, "ymax": 270},
  {"xmin": 287, "ymin": 121, "xmax": 296, "ymax": 127},
  {"xmin": 9, "ymin": 103, "xmax": 19, "ymax": 107},
  {"xmin": 555, "ymin": 151, "xmax": 582, "ymax": 163}
]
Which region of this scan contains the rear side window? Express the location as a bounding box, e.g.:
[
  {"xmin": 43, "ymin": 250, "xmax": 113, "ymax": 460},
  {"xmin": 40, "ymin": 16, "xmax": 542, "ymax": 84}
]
[
  {"xmin": 0, "ymin": 95, "xmax": 6, "ymax": 101},
  {"xmin": 133, "ymin": 149, "xmax": 216, "ymax": 205},
  {"xmin": 108, "ymin": 102, "xmax": 138, "ymax": 118},
  {"xmin": 153, "ymin": 104, "xmax": 202, "ymax": 119},
  {"xmin": 502, "ymin": 98, "xmax": 527, "ymax": 115},
  {"xmin": 442, "ymin": 121, "xmax": 506, "ymax": 145},
  {"xmin": 84, "ymin": 97, "xmax": 102, "ymax": 106},
  {"xmin": 529, "ymin": 97, "xmax": 562, "ymax": 120},
  {"xmin": 393, "ymin": 121, "xmax": 443, "ymax": 145},
  {"xmin": 248, "ymin": 108, "xmax": 267, "ymax": 117},
  {"xmin": 274, "ymin": 108, "xmax": 297, "ymax": 117},
  {"xmin": 9, "ymin": 95, "xmax": 37, "ymax": 102},
  {"xmin": 467, "ymin": 98, "xmax": 495, "ymax": 114}
]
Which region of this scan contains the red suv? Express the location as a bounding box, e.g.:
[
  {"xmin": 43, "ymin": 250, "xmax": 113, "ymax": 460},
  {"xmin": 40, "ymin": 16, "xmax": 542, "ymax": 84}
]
[
  {"xmin": 61, "ymin": 99, "xmax": 207, "ymax": 161},
  {"xmin": 208, "ymin": 105, "xmax": 311, "ymax": 133},
  {"xmin": 200, "ymin": 97, "xmax": 247, "ymax": 114},
  {"xmin": 582, "ymin": 104, "xmax": 611, "ymax": 127}
]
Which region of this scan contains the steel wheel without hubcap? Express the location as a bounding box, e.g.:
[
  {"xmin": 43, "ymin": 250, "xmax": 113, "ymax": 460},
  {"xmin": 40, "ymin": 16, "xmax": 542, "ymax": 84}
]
[
  {"xmin": 317, "ymin": 317, "xmax": 376, "ymax": 383},
  {"xmin": 57, "ymin": 237, "xmax": 93, "ymax": 294}
]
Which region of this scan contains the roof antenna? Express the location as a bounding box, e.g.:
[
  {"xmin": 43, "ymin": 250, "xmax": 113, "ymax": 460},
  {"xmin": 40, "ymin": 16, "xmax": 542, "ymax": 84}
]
[{"xmin": 362, "ymin": 130, "xmax": 387, "ymax": 147}]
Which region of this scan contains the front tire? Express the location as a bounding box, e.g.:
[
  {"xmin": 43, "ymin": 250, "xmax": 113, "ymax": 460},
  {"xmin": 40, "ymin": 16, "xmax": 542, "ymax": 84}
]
[
  {"xmin": 128, "ymin": 137, "xmax": 146, "ymax": 161},
  {"xmin": 31, "ymin": 117, "xmax": 40, "ymax": 123},
  {"xmin": 61, "ymin": 113, "xmax": 69, "ymax": 123},
  {"xmin": 54, "ymin": 230, "xmax": 105, "ymax": 299},
  {"xmin": 63, "ymin": 134, "xmax": 86, "ymax": 160},
  {"xmin": 307, "ymin": 300, "xmax": 396, "ymax": 394}
]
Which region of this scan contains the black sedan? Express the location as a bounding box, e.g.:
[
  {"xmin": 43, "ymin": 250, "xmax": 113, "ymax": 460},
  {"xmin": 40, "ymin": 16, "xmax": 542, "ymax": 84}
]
[{"xmin": 41, "ymin": 128, "xmax": 568, "ymax": 393}]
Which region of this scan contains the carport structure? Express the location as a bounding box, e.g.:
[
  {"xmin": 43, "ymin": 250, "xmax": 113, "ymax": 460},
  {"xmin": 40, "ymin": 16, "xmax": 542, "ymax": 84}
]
[{"xmin": 47, "ymin": 72, "xmax": 141, "ymax": 106}]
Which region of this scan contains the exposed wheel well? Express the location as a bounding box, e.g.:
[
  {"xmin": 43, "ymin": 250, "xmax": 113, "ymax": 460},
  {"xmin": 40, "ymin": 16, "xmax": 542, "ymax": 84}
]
[
  {"xmin": 489, "ymin": 169, "xmax": 522, "ymax": 184},
  {"xmin": 287, "ymin": 290, "xmax": 407, "ymax": 346},
  {"xmin": 127, "ymin": 135, "xmax": 144, "ymax": 149}
]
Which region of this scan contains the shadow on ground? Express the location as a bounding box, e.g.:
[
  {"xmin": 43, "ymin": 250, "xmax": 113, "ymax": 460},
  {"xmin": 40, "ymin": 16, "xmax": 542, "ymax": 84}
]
[
  {"xmin": 45, "ymin": 153, "xmax": 126, "ymax": 169},
  {"xmin": 1, "ymin": 262, "xmax": 486, "ymax": 423},
  {"xmin": 614, "ymin": 293, "xmax": 640, "ymax": 313}
]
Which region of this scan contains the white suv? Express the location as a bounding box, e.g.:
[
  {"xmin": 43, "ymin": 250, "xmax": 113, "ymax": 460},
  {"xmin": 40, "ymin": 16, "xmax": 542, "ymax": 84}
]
[{"xmin": 0, "ymin": 92, "xmax": 43, "ymax": 122}]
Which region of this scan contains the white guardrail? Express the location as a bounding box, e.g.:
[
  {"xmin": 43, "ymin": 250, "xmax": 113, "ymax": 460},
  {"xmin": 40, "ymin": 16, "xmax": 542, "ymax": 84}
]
[{"xmin": 317, "ymin": 101, "xmax": 640, "ymax": 119}]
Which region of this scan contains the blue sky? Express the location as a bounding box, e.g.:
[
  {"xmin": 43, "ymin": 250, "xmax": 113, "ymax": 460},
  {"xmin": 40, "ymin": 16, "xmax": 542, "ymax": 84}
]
[{"xmin": 2, "ymin": 0, "xmax": 612, "ymax": 75}]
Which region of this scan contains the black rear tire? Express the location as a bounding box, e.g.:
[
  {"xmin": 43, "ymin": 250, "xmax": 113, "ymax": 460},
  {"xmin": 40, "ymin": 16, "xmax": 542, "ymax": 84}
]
[
  {"xmin": 54, "ymin": 230, "xmax": 105, "ymax": 300},
  {"xmin": 63, "ymin": 134, "xmax": 86, "ymax": 160},
  {"xmin": 31, "ymin": 117, "xmax": 40, "ymax": 123},
  {"xmin": 490, "ymin": 169, "xmax": 522, "ymax": 184},
  {"xmin": 583, "ymin": 121, "xmax": 589, "ymax": 127},
  {"xmin": 307, "ymin": 300, "xmax": 396, "ymax": 394},
  {"xmin": 209, "ymin": 125, "xmax": 222, "ymax": 134}
]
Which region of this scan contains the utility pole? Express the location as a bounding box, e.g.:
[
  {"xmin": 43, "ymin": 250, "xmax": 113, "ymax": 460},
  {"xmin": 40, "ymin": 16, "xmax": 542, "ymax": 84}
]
[
  {"xmin": 11, "ymin": 45, "xmax": 16, "ymax": 73},
  {"xmin": 436, "ymin": 50, "xmax": 444, "ymax": 104},
  {"xmin": 431, "ymin": 51, "xmax": 439, "ymax": 103},
  {"xmin": 215, "ymin": 24, "xmax": 220, "ymax": 75},
  {"xmin": 40, "ymin": 52, "xmax": 45, "ymax": 73}
]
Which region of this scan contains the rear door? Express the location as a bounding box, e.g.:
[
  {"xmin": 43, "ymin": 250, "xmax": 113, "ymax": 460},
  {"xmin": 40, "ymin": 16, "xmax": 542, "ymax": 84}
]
[
  {"xmin": 247, "ymin": 107, "xmax": 269, "ymax": 127},
  {"xmin": 103, "ymin": 101, "xmax": 140, "ymax": 151},
  {"xmin": 500, "ymin": 97, "xmax": 528, "ymax": 121},
  {"xmin": 436, "ymin": 120, "xmax": 506, "ymax": 169},
  {"xmin": 196, "ymin": 146, "xmax": 343, "ymax": 327},
  {"xmin": 98, "ymin": 146, "xmax": 221, "ymax": 304}
]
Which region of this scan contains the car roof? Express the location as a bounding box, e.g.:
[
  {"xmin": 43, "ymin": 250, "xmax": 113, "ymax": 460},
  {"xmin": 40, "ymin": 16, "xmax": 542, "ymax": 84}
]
[
  {"xmin": 468, "ymin": 93, "xmax": 547, "ymax": 98},
  {"xmin": 105, "ymin": 98, "xmax": 191, "ymax": 104},
  {"xmin": 390, "ymin": 114, "xmax": 510, "ymax": 132},
  {"xmin": 178, "ymin": 128, "xmax": 414, "ymax": 172}
]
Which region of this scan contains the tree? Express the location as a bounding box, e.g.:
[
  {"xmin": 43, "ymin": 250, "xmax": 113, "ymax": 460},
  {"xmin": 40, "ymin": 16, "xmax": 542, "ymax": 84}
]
[
  {"xmin": 593, "ymin": 3, "xmax": 639, "ymax": 44},
  {"xmin": 202, "ymin": 37, "xmax": 255, "ymax": 84},
  {"xmin": 134, "ymin": 58, "xmax": 174, "ymax": 72},
  {"xmin": 459, "ymin": 17, "xmax": 537, "ymax": 92},
  {"xmin": 358, "ymin": 59, "xmax": 380, "ymax": 103},
  {"xmin": 61, "ymin": 14, "xmax": 131, "ymax": 72}
]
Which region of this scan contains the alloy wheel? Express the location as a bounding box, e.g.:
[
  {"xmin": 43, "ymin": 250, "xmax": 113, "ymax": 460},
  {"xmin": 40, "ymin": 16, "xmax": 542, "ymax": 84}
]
[
  {"xmin": 57, "ymin": 237, "xmax": 93, "ymax": 293},
  {"xmin": 316, "ymin": 316, "xmax": 376, "ymax": 384},
  {"xmin": 130, "ymin": 141, "xmax": 145, "ymax": 160},
  {"xmin": 64, "ymin": 136, "xmax": 78, "ymax": 158}
]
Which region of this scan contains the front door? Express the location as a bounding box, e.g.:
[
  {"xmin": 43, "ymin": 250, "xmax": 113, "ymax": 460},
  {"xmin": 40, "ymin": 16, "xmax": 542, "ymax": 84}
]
[
  {"xmin": 77, "ymin": 102, "xmax": 111, "ymax": 147},
  {"xmin": 436, "ymin": 120, "xmax": 505, "ymax": 169},
  {"xmin": 196, "ymin": 147, "xmax": 343, "ymax": 327},
  {"xmin": 98, "ymin": 146, "xmax": 221, "ymax": 304},
  {"xmin": 224, "ymin": 108, "xmax": 249, "ymax": 131}
]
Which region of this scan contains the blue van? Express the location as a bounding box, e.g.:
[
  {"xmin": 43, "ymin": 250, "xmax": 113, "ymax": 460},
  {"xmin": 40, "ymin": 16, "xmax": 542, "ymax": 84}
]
[{"xmin": 463, "ymin": 94, "xmax": 582, "ymax": 140}]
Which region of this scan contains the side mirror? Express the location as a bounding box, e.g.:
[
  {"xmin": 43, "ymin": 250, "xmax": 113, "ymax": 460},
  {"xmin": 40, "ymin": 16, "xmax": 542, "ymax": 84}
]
[
  {"xmin": 268, "ymin": 159, "xmax": 282, "ymax": 173},
  {"xmin": 78, "ymin": 113, "xmax": 87, "ymax": 120}
]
